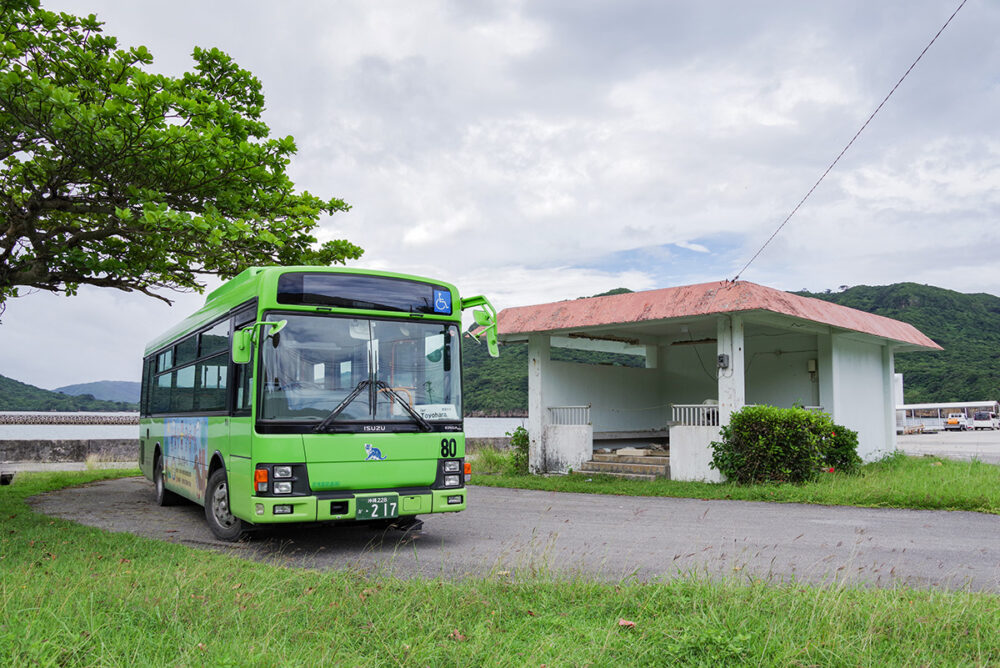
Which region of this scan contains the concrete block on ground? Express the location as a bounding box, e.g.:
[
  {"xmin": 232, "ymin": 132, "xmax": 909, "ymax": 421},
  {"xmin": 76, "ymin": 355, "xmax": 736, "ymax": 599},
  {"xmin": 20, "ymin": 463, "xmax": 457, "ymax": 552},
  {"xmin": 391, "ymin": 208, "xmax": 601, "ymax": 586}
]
[
  {"xmin": 539, "ymin": 424, "xmax": 593, "ymax": 473},
  {"xmin": 669, "ymin": 425, "xmax": 724, "ymax": 482}
]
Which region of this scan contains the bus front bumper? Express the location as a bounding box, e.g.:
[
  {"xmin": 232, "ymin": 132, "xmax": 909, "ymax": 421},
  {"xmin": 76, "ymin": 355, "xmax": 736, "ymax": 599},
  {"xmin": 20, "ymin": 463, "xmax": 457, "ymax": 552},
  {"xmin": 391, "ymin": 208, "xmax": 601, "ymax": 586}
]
[{"xmin": 245, "ymin": 489, "xmax": 467, "ymax": 524}]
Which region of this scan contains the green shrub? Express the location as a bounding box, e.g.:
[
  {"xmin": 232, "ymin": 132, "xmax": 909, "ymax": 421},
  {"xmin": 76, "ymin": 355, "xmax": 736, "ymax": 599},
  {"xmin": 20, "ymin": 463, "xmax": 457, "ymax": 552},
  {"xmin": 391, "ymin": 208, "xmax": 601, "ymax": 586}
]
[
  {"xmin": 822, "ymin": 422, "xmax": 862, "ymax": 473},
  {"xmin": 710, "ymin": 405, "xmax": 860, "ymax": 484},
  {"xmin": 507, "ymin": 425, "xmax": 529, "ymax": 474}
]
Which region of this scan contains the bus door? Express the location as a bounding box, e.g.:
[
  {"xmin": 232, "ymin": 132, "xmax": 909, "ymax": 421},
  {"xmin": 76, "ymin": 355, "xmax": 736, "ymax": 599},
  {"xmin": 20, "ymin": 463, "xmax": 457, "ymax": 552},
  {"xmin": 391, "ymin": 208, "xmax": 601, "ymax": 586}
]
[{"xmin": 226, "ymin": 305, "xmax": 257, "ymax": 519}]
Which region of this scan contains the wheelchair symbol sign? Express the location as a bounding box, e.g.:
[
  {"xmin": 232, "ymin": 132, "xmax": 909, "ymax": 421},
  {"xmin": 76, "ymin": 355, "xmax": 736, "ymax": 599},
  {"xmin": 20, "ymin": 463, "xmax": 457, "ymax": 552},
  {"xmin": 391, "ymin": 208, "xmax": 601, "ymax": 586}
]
[{"xmin": 433, "ymin": 289, "xmax": 451, "ymax": 314}]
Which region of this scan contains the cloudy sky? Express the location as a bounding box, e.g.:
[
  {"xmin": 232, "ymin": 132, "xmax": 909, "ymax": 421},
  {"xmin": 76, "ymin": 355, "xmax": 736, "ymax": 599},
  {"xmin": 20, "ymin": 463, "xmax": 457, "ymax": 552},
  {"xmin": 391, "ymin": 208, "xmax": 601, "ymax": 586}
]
[{"xmin": 3, "ymin": 0, "xmax": 998, "ymax": 389}]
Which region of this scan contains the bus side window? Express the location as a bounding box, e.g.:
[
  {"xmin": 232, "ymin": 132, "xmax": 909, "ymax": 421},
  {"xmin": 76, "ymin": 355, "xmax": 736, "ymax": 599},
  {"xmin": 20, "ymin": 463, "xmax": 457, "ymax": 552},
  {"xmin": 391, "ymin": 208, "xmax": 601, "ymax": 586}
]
[
  {"xmin": 140, "ymin": 358, "xmax": 154, "ymax": 416},
  {"xmin": 231, "ymin": 304, "xmax": 256, "ymax": 415},
  {"xmin": 235, "ymin": 364, "xmax": 252, "ymax": 413}
]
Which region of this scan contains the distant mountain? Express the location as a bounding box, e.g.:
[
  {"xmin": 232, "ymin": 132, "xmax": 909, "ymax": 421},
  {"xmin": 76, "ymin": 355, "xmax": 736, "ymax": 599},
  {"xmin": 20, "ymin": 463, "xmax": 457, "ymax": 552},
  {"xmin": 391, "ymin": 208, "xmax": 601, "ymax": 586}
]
[
  {"xmin": 53, "ymin": 380, "xmax": 140, "ymax": 404},
  {"xmin": 797, "ymin": 283, "xmax": 1000, "ymax": 404},
  {"xmin": 0, "ymin": 374, "xmax": 137, "ymax": 411}
]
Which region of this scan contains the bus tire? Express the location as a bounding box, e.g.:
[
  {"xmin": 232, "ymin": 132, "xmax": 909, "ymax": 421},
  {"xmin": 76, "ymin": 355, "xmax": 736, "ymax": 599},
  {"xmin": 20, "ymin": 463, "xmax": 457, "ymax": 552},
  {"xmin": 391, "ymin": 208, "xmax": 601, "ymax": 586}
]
[
  {"xmin": 154, "ymin": 454, "xmax": 180, "ymax": 507},
  {"xmin": 205, "ymin": 468, "xmax": 246, "ymax": 542}
]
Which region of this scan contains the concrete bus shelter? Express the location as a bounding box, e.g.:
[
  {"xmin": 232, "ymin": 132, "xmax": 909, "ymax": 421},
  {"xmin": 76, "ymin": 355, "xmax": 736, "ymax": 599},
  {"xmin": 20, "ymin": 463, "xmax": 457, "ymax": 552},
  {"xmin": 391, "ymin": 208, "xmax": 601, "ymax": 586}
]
[{"xmin": 496, "ymin": 281, "xmax": 940, "ymax": 481}]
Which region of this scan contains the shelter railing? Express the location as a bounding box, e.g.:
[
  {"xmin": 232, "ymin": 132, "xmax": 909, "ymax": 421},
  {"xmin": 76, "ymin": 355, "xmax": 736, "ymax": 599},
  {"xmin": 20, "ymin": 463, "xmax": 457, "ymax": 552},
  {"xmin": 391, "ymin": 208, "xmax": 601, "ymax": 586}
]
[
  {"xmin": 671, "ymin": 404, "xmax": 825, "ymax": 427},
  {"xmin": 547, "ymin": 405, "xmax": 591, "ymax": 426},
  {"xmin": 671, "ymin": 404, "xmax": 719, "ymax": 427}
]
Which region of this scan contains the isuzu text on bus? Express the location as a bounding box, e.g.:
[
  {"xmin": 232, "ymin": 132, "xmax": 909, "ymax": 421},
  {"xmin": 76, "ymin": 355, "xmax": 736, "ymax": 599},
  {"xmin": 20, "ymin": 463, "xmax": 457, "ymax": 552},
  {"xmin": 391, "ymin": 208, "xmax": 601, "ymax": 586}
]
[{"xmin": 139, "ymin": 266, "xmax": 498, "ymax": 540}]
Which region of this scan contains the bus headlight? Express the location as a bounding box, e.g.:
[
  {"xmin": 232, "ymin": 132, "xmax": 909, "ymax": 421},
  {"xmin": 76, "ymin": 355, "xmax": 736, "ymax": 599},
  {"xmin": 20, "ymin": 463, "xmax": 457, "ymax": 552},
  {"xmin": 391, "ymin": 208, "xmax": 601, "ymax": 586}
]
[
  {"xmin": 274, "ymin": 465, "xmax": 293, "ymax": 478},
  {"xmin": 443, "ymin": 474, "xmax": 461, "ymax": 487},
  {"xmin": 273, "ymin": 481, "xmax": 292, "ymax": 494},
  {"xmin": 443, "ymin": 460, "xmax": 461, "ymax": 473}
]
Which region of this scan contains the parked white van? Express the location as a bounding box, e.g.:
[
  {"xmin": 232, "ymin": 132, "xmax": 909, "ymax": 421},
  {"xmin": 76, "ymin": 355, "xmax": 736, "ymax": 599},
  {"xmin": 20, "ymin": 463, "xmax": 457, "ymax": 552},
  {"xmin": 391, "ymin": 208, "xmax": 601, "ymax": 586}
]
[{"xmin": 972, "ymin": 411, "xmax": 999, "ymax": 430}]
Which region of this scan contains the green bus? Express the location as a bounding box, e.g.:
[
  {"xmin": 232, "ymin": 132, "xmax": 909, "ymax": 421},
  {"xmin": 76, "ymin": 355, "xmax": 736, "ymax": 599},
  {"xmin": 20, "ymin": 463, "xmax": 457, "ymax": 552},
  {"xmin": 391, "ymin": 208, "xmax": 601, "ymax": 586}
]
[{"xmin": 139, "ymin": 266, "xmax": 498, "ymax": 541}]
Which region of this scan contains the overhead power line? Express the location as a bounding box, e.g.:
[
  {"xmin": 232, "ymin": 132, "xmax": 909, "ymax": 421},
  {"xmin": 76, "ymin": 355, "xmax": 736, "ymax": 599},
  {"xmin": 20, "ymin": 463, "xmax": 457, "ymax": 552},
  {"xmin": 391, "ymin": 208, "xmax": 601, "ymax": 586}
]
[{"xmin": 731, "ymin": 0, "xmax": 968, "ymax": 282}]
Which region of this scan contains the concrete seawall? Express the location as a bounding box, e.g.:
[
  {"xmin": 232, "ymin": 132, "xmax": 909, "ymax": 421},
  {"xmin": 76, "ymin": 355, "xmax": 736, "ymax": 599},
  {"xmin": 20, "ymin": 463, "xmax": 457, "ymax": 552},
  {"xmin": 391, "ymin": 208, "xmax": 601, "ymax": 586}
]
[
  {"xmin": 2, "ymin": 436, "xmax": 511, "ymax": 466},
  {"xmin": 466, "ymin": 437, "xmax": 512, "ymax": 451},
  {"xmin": 1, "ymin": 439, "xmax": 137, "ymax": 463},
  {"xmin": 0, "ymin": 414, "xmax": 138, "ymax": 425}
]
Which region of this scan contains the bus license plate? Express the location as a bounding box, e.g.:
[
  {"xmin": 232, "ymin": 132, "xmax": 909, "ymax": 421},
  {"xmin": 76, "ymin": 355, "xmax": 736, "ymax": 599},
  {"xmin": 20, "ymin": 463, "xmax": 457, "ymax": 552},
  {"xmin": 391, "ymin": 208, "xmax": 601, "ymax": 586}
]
[{"xmin": 356, "ymin": 494, "xmax": 399, "ymax": 520}]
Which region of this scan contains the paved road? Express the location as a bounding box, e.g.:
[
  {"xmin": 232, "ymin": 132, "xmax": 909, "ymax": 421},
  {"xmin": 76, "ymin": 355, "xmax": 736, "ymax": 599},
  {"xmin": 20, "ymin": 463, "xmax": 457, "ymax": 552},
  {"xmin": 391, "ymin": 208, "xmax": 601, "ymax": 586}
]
[
  {"xmin": 898, "ymin": 430, "xmax": 1000, "ymax": 464},
  {"xmin": 27, "ymin": 477, "xmax": 1000, "ymax": 591}
]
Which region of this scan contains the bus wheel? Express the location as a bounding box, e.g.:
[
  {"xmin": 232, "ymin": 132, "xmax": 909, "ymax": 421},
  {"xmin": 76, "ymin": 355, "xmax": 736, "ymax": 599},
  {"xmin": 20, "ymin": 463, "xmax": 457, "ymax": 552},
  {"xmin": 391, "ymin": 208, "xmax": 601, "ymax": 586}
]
[
  {"xmin": 154, "ymin": 455, "xmax": 180, "ymax": 507},
  {"xmin": 205, "ymin": 469, "xmax": 246, "ymax": 542}
]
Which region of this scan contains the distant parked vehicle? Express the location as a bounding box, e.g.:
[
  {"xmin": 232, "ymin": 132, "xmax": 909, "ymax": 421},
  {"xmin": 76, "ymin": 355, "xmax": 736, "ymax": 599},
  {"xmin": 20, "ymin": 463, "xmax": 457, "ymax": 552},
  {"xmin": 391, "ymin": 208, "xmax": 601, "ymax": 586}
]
[
  {"xmin": 972, "ymin": 411, "xmax": 999, "ymax": 430},
  {"xmin": 943, "ymin": 413, "xmax": 971, "ymax": 431}
]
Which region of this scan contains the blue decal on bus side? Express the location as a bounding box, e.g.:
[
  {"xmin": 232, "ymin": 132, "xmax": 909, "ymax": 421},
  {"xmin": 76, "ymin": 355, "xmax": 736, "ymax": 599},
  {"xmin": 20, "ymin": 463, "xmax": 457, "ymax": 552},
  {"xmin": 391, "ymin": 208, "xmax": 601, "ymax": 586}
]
[{"xmin": 164, "ymin": 417, "xmax": 210, "ymax": 499}]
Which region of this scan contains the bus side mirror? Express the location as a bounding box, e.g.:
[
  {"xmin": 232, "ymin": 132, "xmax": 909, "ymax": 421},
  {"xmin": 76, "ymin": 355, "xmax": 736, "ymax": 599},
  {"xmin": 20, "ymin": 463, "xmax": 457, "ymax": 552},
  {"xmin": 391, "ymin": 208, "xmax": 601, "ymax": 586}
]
[
  {"xmin": 473, "ymin": 308, "xmax": 499, "ymax": 358},
  {"xmin": 461, "ymin": 295, "xmax": 499, "ymax": 359},
  {"xmin": 231, "ymin": 320, "xmax": 286, "ymax": 365},
  {"xmin": 462, "ymin": 295, "xmax": 500, "ymax": 357},
  {"xmin": 232, "ymin": 327, "xmax": 253, "ymax": 365}
]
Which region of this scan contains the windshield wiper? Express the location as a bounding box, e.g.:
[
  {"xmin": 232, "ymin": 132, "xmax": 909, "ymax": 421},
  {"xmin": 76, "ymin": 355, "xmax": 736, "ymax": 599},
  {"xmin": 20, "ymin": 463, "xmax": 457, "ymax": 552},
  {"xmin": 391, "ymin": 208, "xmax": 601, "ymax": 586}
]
[
  {"xmin": 375, "ymin": 380, "xmax": 433, "ymax": 432},
  {"xmin": 313, "ymin": 380, "xmax": 371, "ymax": 433},
  {"xmin": 312, "ymin": 379, "xmax": 434, "ymax": 433}
]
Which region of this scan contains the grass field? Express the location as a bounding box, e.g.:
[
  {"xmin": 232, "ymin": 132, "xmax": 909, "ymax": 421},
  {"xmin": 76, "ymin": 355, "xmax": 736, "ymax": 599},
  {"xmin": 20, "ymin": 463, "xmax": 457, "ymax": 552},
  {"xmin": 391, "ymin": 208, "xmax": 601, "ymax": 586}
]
[
  {"xmin": 2, "ymin": 468, "xmax": 1000, "ymax": 665},
  {"xmin": 472, "ymin": 450, "xmax": 1000, "ymax": 515}
]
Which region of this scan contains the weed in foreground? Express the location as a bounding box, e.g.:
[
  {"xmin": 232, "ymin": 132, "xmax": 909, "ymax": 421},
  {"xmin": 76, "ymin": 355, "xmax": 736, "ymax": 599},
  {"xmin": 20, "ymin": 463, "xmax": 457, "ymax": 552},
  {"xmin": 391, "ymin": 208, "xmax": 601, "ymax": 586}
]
[{"xmin": 2, "ymin": 470, "xmax": 1000, "ymax": 666}]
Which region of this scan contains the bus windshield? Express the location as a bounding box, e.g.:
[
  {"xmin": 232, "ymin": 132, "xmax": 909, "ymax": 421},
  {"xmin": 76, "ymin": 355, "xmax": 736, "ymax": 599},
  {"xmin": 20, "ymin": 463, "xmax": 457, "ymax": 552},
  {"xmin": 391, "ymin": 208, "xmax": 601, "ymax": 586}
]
[{"xmin": 258, "ymin": 313, "xmax": 461, "ymax": 427}]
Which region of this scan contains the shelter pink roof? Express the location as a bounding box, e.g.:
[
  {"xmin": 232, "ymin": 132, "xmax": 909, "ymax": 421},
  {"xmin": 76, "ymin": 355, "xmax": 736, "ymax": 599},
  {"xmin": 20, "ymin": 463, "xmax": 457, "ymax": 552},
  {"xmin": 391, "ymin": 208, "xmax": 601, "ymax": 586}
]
[{"xmin": 497, "ymin": 281, "xmax": 941, "ymax": 350}]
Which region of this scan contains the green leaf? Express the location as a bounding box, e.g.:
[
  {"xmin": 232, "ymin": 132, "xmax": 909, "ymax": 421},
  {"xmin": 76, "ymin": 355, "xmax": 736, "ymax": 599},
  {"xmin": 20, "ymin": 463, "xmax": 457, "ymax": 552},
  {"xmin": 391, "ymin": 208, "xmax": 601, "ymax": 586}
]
[{"xmin": 0, "ymin": 1, "xmax": 361, "ymax": 305}]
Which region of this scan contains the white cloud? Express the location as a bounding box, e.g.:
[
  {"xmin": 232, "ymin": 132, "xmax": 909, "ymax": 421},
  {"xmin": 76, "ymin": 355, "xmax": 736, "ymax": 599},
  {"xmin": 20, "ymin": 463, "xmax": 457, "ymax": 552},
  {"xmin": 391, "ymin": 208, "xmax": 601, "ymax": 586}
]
[
  {"xmin": 4, "ymin": 0, "xmax": 1000, "ymax": 387},
  {"xmin": 675, "ymin": 241, "xmax": 711, "ymax": 253}
]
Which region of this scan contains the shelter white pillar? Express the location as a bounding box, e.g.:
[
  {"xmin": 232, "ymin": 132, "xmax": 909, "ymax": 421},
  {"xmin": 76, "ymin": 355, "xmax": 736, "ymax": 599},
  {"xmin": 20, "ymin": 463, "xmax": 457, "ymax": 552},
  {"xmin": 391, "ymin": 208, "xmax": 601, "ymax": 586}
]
[
  {"xmin": 717, "ymin": 315, "xmax": 745, "ymax": 426},
  {"xmin": 527, "ymin": 334, "xmax": 550, "ymax": 473},
  {"xmin": 882, "ymin": 345, "xmax": 897, "ymax": 453},
  {"xmin": 644, "ymin": 344, "xmax": 658, "ymax": 369},
  {"xmin": 817, "ymin": 332, "xmax": 838, "ymax": 421}
]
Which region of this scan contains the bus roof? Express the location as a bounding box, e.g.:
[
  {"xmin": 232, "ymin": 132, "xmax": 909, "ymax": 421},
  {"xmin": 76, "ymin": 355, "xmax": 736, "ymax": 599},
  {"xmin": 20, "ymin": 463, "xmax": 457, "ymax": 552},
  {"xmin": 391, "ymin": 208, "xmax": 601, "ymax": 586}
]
[{"xmin": 143, "ymin": 266, "xmax": 460, "ymax": 356}]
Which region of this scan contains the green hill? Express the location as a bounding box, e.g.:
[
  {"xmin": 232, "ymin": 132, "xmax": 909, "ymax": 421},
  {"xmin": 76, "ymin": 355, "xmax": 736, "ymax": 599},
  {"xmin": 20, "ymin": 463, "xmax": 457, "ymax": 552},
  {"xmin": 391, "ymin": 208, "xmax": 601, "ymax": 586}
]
[
  {"xmin": 460, "ymin": 283, "xmax": 1000, "ymax": 414},
  {"xmin": 462, "ymin": 336, "xmax": 528, "ymax": 415},
  {"xmin": 53, "ymin": 380, "xmax": 140, "ymax": 404},
  {"xmin": 797, "ymin": 283, "xmax": 1000, "ymax": 403},
  {"xmin": 0, "ymin": 374, "xmax": 138, "ymax": 411}
]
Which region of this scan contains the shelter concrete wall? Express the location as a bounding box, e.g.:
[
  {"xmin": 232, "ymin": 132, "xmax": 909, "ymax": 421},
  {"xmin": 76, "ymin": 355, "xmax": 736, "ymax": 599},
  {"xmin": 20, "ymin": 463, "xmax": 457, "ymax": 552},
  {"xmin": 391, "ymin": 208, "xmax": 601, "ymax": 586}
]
[
  {"xmin": 744, "ymin": 332, "xmax": 819, "ymax": 408},
  {"xmin": 545, "ymin": 361, "xmax": 663, "ymax": 431},
  {"xmin": 659, "ymin": 345, "xmax": 718, "ymax": 407},
  {"xmin": 831, "ymin": 337, "xmax": 892, "ymax": 460}
]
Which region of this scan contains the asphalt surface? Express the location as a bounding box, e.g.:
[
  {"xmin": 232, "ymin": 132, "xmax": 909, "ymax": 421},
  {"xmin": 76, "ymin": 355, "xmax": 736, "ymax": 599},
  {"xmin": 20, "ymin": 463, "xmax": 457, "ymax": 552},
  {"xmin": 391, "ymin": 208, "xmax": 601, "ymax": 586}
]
[
  {"xmin": 897, "ymin": 430, "xmax": 1000, "ymax": 464},
  {"xmin": 27, "ymin": 476, "xmax": 1000, "ymax": 591}
]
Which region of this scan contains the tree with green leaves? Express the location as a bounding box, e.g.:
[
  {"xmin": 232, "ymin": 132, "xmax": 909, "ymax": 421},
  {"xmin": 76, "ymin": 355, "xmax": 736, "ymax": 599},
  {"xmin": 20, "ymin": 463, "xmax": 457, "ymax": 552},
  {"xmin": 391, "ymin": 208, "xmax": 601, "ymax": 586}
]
[{"xmin": 0, "ymin": 0, "xmax": 362, "ymax": 307}]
